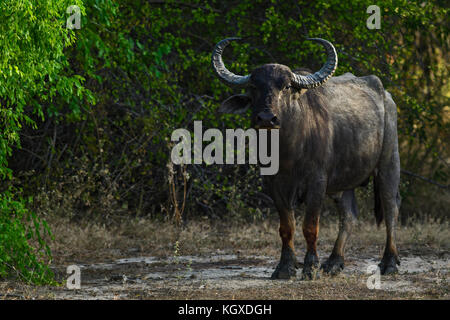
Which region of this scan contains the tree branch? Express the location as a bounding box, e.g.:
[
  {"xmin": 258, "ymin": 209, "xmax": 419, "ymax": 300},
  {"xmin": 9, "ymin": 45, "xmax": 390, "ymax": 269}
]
[{"xmin": 401, "ymin": 169, "xmax": 449, "ymax": 190}]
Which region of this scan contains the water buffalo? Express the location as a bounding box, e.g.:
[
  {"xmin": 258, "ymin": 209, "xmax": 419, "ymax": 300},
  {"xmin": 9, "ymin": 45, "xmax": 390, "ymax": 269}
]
[{"xmin": 211, "ymin": 37, "xmax": 401, "ymax": 279}]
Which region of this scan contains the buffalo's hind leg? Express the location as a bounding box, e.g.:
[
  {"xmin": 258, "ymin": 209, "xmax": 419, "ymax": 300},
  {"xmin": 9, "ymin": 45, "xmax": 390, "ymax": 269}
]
[
  {"xmin": 375, "ymin": 90, "xmax": 401, "ymax": 275},
  {"xmin": 375, "ymin": 152, "xmax": 401, "ymax": 275},
  {"xmin": 321, "ymin": 190, "xmax": 357, "ymax": 275}
]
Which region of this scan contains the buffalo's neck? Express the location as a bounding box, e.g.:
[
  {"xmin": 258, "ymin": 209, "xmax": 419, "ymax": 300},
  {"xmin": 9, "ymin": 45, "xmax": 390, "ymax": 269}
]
[{"xmin": 278, "ymin": 91, "xmax": 331, "ymax": 174}]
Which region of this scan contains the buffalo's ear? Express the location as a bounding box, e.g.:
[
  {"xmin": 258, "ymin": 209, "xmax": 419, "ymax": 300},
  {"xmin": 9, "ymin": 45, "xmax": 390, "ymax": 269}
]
[{"xmin": 218, "ymin": 94, "xmax": 251, "ymax": 114}]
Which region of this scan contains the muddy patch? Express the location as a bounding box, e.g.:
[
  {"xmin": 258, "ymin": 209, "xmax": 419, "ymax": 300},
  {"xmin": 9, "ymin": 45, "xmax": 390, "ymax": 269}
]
[{"xmin": 41, "ymin": 252, "xmax": 448, "ymax": 299}]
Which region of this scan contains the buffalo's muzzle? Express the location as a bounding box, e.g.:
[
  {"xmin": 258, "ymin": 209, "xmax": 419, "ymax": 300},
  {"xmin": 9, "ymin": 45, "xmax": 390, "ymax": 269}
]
[{"xmin": 255, "ymin": 111, "xmax": 280, "ymax": 129}]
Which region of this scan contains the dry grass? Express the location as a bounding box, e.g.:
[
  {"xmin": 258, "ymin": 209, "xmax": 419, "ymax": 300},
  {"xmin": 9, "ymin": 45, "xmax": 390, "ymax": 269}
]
[{"xmin": 47, "ymin": 214, "xmax": 449, "ymax": 265}]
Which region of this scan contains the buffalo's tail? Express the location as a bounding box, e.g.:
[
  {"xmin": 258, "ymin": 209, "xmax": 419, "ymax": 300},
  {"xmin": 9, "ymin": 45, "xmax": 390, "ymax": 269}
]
[{"xmin": 373, "ymin": 177, "xmax": 384, "ymax": 227}]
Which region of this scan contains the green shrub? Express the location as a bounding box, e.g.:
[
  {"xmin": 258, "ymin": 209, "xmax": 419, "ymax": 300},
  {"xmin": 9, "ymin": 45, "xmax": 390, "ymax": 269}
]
[
  {"xmin": 0, "ymin": 0, "xmax": 87, "ymax": 283},
  {"xmin": 0, "ymin": 188, "xmax": 54, "ymax": 284}
]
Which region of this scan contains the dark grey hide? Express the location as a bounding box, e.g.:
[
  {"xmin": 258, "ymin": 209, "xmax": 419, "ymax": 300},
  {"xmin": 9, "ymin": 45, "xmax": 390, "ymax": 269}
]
[{"xmin": 212, "ymin": 38, "xmax": 401, "ymax": 280}]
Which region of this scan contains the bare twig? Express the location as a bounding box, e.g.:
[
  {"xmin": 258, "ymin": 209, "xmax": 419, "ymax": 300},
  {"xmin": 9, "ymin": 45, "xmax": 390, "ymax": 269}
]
[{"xmin": 401, "ymin": 169, "xmax": 449, "ymax": 189}]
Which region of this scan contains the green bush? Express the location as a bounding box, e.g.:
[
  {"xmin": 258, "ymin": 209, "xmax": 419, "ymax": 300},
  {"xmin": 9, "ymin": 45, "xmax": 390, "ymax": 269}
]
[
  {"xmin": 0, "ymin": 188, "xmax": 54, "ymax": 284},
  {"xmin": 0, "ymin": 0, "xmax": 87, "ymax": 283}
]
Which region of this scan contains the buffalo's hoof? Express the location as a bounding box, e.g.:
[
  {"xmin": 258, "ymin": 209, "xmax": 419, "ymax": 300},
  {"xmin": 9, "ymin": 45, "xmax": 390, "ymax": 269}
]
[
  {"xmin": 271, "ymin": 263, "xmax": 296, "ymax": 280},
  {"xmin": 320, "ymin": 255, "xmax": 344, "ymax": 275},
  {"xmin": 301, "ymin": 267, "xmax": 320, "ymax": 280},
  {"xmin": 301, "ymin": 252, "xmax": 320, "ymax": 280},
  {"xmin": 271, "ymin": 247, "xmax": 297, "ymax": 280},
  {"xmin": 379, "ymin": 255, "xmax": 400, "ymax": 275}
]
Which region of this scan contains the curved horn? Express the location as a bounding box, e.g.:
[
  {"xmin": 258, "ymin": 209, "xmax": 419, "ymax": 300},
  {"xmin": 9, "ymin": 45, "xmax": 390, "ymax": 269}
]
[
  {"xmin": 211, "ymin": 37, "xmax": 250, "ymax": 86},
  {"xmin": 291, "ymin": 38, "xmax": 338, "ymax": 89}
]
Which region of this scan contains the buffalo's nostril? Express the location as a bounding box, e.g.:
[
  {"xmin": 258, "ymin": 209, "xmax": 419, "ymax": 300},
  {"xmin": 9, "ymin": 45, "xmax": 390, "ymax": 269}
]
[
  {"xmin": 256, "ymin": 112, "xmax": 279, "ymax": 128},
  {"xmin": 257, "ymin": 112, "xmax": 276, "ymax": 121},
  {"xmin": 271, "ymin": 116, "xmax": 279, "ymax": 125}
]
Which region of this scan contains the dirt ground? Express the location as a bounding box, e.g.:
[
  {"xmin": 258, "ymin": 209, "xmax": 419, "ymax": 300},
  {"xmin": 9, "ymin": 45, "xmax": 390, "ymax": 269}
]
[{"xmin": 0, "ymin": 216, "xmax": 448, "ymax": 299}]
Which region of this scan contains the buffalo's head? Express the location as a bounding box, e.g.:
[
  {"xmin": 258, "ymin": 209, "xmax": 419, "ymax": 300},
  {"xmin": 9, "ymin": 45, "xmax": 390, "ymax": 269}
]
[{"xmin": 211, "ymin": 38, "xmax": 338, "ymax": 129}]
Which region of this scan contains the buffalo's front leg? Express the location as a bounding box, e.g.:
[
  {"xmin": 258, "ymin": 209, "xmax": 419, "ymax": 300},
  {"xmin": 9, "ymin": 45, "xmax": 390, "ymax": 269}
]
[
  {"xmin": 271, "ymin": 208, "xmax": 297, "ymax": 279},
  {"xmin": 302, "ymin": 188, "xmax": 325, "ymax": 280},
  {"xmin": 302, "ymin": 211, "xmax": 320, "ymax": 279}
]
